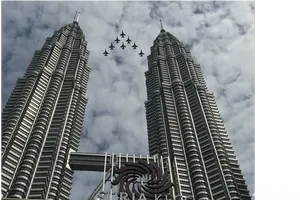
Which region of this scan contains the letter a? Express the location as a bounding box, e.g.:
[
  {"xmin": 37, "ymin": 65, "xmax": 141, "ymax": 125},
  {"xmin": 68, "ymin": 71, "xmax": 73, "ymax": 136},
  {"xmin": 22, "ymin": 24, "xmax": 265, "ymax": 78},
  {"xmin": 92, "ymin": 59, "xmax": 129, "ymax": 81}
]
[{"xmin": 138, "ymin": 193, "xmax": 147, "ymax": 200}]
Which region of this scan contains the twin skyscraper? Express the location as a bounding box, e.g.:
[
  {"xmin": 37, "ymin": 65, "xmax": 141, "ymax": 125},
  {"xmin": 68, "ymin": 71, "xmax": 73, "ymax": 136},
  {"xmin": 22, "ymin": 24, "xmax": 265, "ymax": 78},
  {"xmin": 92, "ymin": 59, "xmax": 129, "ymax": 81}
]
[{"xmin": 1, "ymin": 13, "xmax": 251, "ymax": 200}]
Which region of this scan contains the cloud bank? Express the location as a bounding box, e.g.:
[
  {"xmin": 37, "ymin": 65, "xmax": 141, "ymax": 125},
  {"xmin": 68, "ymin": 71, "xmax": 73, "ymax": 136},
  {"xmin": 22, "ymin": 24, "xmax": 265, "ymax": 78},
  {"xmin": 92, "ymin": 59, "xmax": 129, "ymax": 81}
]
[{"xmin": 1, "ymin": 1, "xmax": 255, "ymax": 199}]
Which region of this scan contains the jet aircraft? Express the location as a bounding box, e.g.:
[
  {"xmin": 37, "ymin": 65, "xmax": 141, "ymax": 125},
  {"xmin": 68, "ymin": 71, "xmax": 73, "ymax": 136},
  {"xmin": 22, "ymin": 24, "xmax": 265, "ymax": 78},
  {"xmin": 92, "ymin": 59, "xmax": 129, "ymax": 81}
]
[
  {"xmin": 103, "ymin": 49, "xmax": 109, "ymax": 56},
  {"xmin": 126, "ymin": 37, "xmax": 132, "ymax": 44},
  {"xmin": 132, "ymin": 42, "xmax": 138, "ymax": 49},
  {"xmin": 120, "ymin": 30, "xmax": 126, "ymax": 38},
  {"xmin": 139, "ymin": 50, "xmax": 144, "ymax": 57},
  {"xmin": 120, "ymin": 42, "xmax": 126, "ymax": 50},
  {"xmin": 115, "ymin": 36, "xmax": 120, "ymax": 43},
  {"xmin": 109, "ymin": 43, "xmax": 115, "ymax": 50}
]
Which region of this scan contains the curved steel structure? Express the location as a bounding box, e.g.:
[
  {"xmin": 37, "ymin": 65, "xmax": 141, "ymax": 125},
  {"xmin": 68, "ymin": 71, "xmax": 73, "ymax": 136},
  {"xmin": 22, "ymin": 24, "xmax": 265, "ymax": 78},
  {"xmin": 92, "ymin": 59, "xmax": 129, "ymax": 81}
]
[{"xmin": 112, "ymin": 160, "xmax": 174, "ymax": 200}]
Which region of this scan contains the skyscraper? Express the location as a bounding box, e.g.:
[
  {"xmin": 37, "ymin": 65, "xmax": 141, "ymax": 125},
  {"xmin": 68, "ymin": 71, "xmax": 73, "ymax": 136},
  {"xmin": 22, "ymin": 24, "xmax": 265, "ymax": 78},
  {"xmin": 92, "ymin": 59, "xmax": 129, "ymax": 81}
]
[
  {"xmin": 1, "ymin": 12, "xmax": 90, "ymax": 199},
  {"xmin": 144, "ymin": 27, "xmax": 251, "ymax": 199}
]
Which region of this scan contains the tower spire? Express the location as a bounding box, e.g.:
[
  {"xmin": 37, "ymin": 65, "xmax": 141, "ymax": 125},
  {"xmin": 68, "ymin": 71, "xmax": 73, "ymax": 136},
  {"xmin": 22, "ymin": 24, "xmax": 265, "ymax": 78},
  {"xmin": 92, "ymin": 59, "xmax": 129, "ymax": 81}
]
[
  {"xmin": 73, "ymin": 10, "xmax": 80, "ymax": 23},
  {"xmin": 160, "ymin": 19, "xmax": 165, "ymax": 32}
]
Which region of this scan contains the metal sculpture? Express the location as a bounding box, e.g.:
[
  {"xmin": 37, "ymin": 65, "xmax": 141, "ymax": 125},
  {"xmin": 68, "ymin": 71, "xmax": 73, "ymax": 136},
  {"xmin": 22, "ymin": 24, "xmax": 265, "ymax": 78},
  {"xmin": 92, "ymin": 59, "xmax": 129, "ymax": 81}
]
[{"xmin": 111, "ymin": 160, "xmax": 174, "ymax": 200}]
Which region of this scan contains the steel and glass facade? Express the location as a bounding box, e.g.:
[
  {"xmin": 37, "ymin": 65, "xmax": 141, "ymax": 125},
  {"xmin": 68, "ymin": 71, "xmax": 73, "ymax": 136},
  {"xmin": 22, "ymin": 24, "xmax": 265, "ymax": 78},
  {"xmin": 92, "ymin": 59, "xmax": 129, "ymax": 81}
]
[
  {"xmin": 145, "ymin": 28, "xmax": 251, "ymax": 199},
  {"xmin": 1, "ymin": 17, "xmax": 90, "ymax": 199}
]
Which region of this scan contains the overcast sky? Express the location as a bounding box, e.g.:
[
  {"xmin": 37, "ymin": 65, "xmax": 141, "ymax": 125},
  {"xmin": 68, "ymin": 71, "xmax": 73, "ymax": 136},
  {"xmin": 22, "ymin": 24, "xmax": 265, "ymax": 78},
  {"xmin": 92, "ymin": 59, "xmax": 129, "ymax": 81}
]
[{"xmin": 1, "ymin": 1, "xmax": 254, "ymax": 199}]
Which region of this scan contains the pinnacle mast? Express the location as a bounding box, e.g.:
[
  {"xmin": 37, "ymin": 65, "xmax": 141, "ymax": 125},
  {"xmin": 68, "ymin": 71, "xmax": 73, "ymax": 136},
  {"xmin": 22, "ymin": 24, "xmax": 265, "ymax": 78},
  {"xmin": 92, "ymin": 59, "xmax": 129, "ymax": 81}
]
[
  {"xmin": 73, "ymin": 10, "xmax": 80, "ymax": 23},
  {"xmin": 160, "ymin": 19, "xmax": 165, "ymax": 32}
]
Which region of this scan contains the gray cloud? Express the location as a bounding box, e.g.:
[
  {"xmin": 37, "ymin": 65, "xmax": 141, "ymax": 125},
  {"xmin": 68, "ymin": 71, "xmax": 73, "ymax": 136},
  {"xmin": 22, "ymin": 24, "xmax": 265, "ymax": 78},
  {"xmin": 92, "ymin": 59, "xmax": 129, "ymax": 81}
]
[{"xmin": 1, "ymin": 1, "xmax": 255, "ymax": 199}]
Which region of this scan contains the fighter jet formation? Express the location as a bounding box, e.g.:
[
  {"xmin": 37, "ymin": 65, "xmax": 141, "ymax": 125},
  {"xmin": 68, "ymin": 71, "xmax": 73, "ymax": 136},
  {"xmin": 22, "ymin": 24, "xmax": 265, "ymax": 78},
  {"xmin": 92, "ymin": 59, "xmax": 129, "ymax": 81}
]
[
  {"xmin": 132, "ymin": 42, "xmax": 138, "ymax": 49},
  {"xmin": 109, "ymin": 43, "xmax": 115, "ymax": 50},
  {"xmin": 126, "ymin": 37, "xmax": 132, "ymax": 44},
  {"xmin": 139, "ymin": 50, "xmax": 144, "ymax": 57},
  {"xmin": 103, "ymin": 30, "xmax": 144, "ymax": 57},
  {"xmin": 120, "ymin": 30, "xmax": 126, "ymax": 38},
  {"xmin": 103, "ymin": 49, "xmax": 109, "ymax": 56},
  {"xmin": 120, "ymin": 42, "xmax": 126, "ymax": 50},
  {"xmin": 114, "ymin": 36, "xmax": 120, "ymax": 43}
]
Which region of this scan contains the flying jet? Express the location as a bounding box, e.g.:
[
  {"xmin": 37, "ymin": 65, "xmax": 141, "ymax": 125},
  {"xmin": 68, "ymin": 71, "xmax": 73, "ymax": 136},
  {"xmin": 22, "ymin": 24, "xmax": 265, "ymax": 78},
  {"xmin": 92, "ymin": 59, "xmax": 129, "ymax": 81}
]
[
  {"xmin": 126, "ymin": 37, "xmax": 132, "ymax": 44},
  {"xmin": 115, "ymin": 36, "xmax": 120, "ymax": 43},
  {"xmin": 132, "ymin": 42, "xmax": 138, "ymax": 49},
  {"xmin": 139, "ymin": 50, "xmax": 144, "ymax": 57},
  {"xmin": 109, "ymin": 43, "xmax": 115, "ymax": 50},
  {"xmin": 120, "ymin": 30, "xmax": 126, "ymax": 38},
  {"xmin": 120, "ymin": 42, "xmax": 126, "ymax": 50},
  {"xmin": 103, "ymin": 49, "xmax": 109, "ymax": 56}
]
